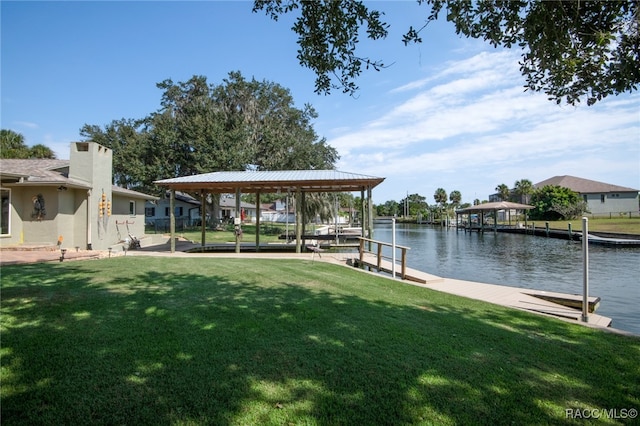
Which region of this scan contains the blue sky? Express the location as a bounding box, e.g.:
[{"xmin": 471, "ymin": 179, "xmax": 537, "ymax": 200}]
[{"xmin": 2, "ymin": 1, "xmax": 639, "ymax": 204}]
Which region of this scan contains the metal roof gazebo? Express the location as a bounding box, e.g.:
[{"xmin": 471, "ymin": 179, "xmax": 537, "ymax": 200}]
[
  {"xmin": 455, "ymin": 201, "xmax": 534, "ymax": 233},
  {"xmin": 154, "ymin": 170, "xmax": 385, "ymax": 253}
]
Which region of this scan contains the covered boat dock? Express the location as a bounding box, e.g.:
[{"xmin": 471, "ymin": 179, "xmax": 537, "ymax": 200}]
[
  {"xmin": 154, "ymin": 170, "xmax": 385, "ymax": 253},
  {"xmin": 455, "ymin": 201, "xmax": 534, "ymax": 233}
]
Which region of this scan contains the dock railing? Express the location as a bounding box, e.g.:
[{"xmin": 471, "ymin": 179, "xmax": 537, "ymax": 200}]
[{"xmin": 358, "ymin": 237, "xmax": 410, "ymax": 280}]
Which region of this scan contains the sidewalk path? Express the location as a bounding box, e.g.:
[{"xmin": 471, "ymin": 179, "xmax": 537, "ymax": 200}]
[{"xmin": 0, "ymin": 248, "xmax": 104, "ymax": 265}]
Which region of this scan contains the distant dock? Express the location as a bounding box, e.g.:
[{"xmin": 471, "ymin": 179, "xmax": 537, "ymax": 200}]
[{"xmin": 463, "ymin": 225, "xmax": 640, "ymax": 247}]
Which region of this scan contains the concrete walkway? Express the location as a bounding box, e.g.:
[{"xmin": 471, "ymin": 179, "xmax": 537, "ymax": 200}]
[
  {"xmin": 414, "ymin": 278, "xmax": 613, "ymax": 328},
  {"xmin": 0, "ymin": 246, "xmax": 104, "ymax": 265}
]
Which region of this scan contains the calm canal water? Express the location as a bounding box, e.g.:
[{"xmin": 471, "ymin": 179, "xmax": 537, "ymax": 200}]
[{"xmin": 370, "ymin": 222, "xmax": 640, "ymax": 335}]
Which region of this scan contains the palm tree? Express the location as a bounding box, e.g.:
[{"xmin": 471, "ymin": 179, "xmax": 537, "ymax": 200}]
[
  {"xmin": 514, "ymin": 179, "xmax": 533, "ymax": 204},
  {"xmin": 434, "ymin": 188, "xmax": 447, "ymax": 224},
  {"xmin": 449, "ymin": 190, "xmax": 462, "ymax": 208},
  {"xmin": 1, "ymin": 129, "xmax": 29, "ymax": 158},
  {"xmin": 495, "ymin": 183, "xmax": 510, "ymax": 201},
  {"xmin": 434, "ymin": 188, "xmax": 447, "ymax": 207},
  {"xmin": 29, "ymin": 144, "xmax": 57, "ymax": 159},
  {"xmin": 300, "ymin": 192, "xmax": 334, "ymax": 224}
]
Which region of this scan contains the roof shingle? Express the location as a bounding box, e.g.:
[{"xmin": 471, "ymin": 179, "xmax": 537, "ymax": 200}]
[{"xmin": 534, "ymin": 175, "xmax": 638, "ymax": 193}]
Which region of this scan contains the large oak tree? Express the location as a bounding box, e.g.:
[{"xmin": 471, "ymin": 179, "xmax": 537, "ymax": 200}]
[
  {"xmin": 81, "ymin": 72, "xmax": 338, "ymax": 196},
  {"xmin": 253, "ymin": 0, "xmax": 639, "ymax": 105}
]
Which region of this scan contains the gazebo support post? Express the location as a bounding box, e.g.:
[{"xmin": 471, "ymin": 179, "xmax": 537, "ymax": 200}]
[
  {"xmin": 235, "ymin": 188, "xmax": 241, "ymax": 254},
  {"xmin": 255, "ymin": 191, "xmax": 261, "ymax": 252},
  {"xmin": 301, "ymin": 192, "xmax": 307, "ymax": 249},
  {"xmin": 295, "ymin": 188, "xmax": 302, "ymax": 253},
  {"xmin": 361, "ymin": 188, "xmax": 372, "ymax": 251},
  {"xmin": 201, "ymin": 190, "xmax": 206, "ymax": 252},
  {"xmin": 367, "ymin": 186, "xmax": 374, "ymax": 245},
  {"xmin": 360, "ymin": 189, "xmax": 365, "ymax": 238},
  {"xmin": 170, "ymin": 189, "xmax": 176, "ymax": 253}
]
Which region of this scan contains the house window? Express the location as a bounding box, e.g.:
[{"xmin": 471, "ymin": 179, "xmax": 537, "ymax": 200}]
[
  {"xmin": 600, "ymin": 194, "xmax": 606, "ymax": 203},
  {"xmin": 129, "ymin": 201, "xmax": 136, "ymax": 216},
  {"xmin": 163, "ymin": 207, "xmax": 183, "ymax": 216},
  {"xmin": 1, "ymin": 189, "xmax": 10, "ymax": 235},
  {"xmin": 583, "ymin": 195, "xmax": 588, "ymax": 203},
  {"xmin": 145, "ymin": 207, "xmax": 155, "ymax": 217}
]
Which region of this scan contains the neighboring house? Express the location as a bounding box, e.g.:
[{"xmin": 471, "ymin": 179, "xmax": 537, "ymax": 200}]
[
  {"xmin": 219, "ymin": 196, "xmax": 256, "ymax": 222},
  {"xmin": 534, "ymin": 175, "xmax": 639, "ymax": 217},
  {"xmin": 145, "ymin": 191, "xmax": 202, "ymax": 231},
  {"xmin": 0, "ymin": 142, "xmax": 157, "ymax": 250},
  {"xmin": 259, "ymin": 198, "xmax": 357, "ymax": 225},
  {"xmin": 144, "ymin": 194, "xmax": 257, "ymax": 228},
  {"xmin": 259, "ymin": 199, "xmax": 296, "ymax": 223}
]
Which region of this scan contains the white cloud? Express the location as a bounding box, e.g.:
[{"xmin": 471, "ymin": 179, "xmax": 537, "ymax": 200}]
[
  {"xmin": 14, "ymin": 121, "xmax": 39, "ymax": 129},
  {"xmin": 329, "ymin": 49, "xmax": 640, "ymax": 202},
  {"xmin": 42, "ymin": 134, "xmax": 71, "ymax": 160}
]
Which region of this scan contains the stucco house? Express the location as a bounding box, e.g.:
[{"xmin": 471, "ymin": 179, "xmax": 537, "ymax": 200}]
[
  {"xmin": 1, "ymin": 141, "xmax": 157, "ymax": 250},
  {"xmin": 534, "ymin": 175, "xmax": 639, "ymax": 217}
]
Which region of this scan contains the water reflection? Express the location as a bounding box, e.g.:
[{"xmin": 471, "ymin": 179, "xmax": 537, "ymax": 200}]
[{"xmin": 372, "ymin": 223, "xmax": 640, "ymax": 335}]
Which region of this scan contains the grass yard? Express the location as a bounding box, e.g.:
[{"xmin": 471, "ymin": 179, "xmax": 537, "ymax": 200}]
[
  {"xmin": 177, "ymin": 224, "xmax": 297, "ymax": 244},
  {"xmin": 1, "ymin": 258, "xmax": 638, "ymax": 425},
  {"xmin": 543, "ymin": 217, "xmax": 640, "ymax": 235}
]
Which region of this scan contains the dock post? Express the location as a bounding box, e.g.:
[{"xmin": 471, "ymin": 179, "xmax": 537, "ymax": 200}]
[
  {"xmin": 545, "ymin": 222, "xmax": 549, "ymax": 237},
  {"xmin": 582, "ymin": 217, "xmax": 589, "ymax": 322},
  {"xmin": 568, "ymin": 223, "xmax": 572, "ymax": 240}
]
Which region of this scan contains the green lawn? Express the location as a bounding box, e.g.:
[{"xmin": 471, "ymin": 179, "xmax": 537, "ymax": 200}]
[
  {"xmin": 543, "ymin": 217, "xmax": 640, "ymax": 235},
  {"xmin": 1, "ymin": 258, "xmax": 638, "ymax": 425},
  {"xmin": 174, "ymin": 224, "xmax": 303, "ymax": 244}
]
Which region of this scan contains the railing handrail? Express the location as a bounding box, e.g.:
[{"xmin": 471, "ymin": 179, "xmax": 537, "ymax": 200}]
[
  {"xmin": 357, "ymin": 237, "xmax": 411, "ymax": 251},
  {"xmin": 357, "ymin": 237, "xmax": 409, "ymax": 279}
]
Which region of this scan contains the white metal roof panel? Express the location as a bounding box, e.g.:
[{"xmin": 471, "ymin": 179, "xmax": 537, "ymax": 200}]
[{"xmin": 154, "ymin": 170, "xmax": 385, "ymax": 193}]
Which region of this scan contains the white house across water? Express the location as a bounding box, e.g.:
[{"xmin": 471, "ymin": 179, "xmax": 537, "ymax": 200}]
[{"xmin": 534, "ymin": 175, "xmax": 639, "ymax": 217}]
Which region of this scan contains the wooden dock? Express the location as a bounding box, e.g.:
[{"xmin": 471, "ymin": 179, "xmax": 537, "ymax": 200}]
[
  {"xmin": 355, "ymin": 252, "xmax": 444, "ymax": 284},
  {"xmin": 352, "ymin": 246, "xmax": 612, "ymax": 328}
]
